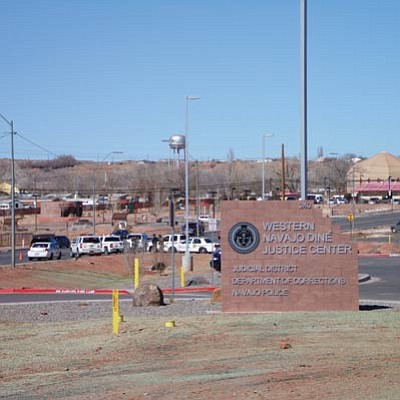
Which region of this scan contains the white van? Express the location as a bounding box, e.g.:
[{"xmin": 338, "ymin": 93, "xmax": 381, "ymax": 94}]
[
  {"xmin": 332, "ymin": 195, "xmax": 346, "ymax": 204},
  {"xmin": 198, "ymin": 215, "xmax": 210, "ymax": 222},
  {"xmin": 0, "ymin": 201, "xmax": 25, "ymax": 210},
  {"xmin": 307, "ymin": 194, "xmax": 324, "ymax": 204}
]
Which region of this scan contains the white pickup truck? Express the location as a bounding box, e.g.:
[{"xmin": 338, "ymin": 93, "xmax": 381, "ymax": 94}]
[{"xmin": 100, "ymin": 235, "xmax": 124, "ymax": 254}]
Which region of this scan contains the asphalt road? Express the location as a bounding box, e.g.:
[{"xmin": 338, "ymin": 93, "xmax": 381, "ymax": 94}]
[
  {"xmin": 0, "ymin": 290, "xmax": 212, "ymax": 304},
  {"xmin": 0, "ymin": 248, "xmax": 71, "ymax": 266},
  {"xmin": 359, "ymin": 255, "xmax": 400, "ymax": 302},
  {"xmin": 333, "ymin": 210, "xmax": 400, "ymax": 231}
]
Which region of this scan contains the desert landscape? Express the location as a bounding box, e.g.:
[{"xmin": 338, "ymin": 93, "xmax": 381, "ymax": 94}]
[{"xmin": 0, "ymin": 245, "xmax": 399, "ymax": 399}]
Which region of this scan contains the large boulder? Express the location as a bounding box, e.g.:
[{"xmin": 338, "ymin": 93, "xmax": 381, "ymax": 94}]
[{"xmin": 132, "ymin": 283, "xmax": 164, "ymax": 307}]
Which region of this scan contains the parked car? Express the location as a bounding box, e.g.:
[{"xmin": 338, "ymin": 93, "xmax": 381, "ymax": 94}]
[
  {"xmin": 306, "ymin": 194, "xmax": 324, "ymax": 204},
  {"xmin": 0, "ymin": 200, "xmax": 26, "ymax": 210},
  {"xmin": 30, "ymin": 234, "xmax": 58, "ymax": 247},
  {"xmin": 198, "ymin": 215, "xmax": 210, "ymax": 223},
  {"xmin": 52, "ymin": 235, "xmax": 71, "ymax": 257},
  {"xmin": 126, "ymin": 233, "xmax": 151, "ymax": 251},
  {"xmin": 390, "ymin": 220, "xmax": 400, "ymax": 233},
  {"xmin": 176, "ymin": 237, "xmax": 219, "ymax": 254},
  {"xmin": 331, "ymin": 195, "xmax": 347, "ymax": 204},
  {"xmin": 28, "ymin": 242, "xmax": 61, "ymax": 261},
  {"xmin": 100, "ymin": 235, "xmax": 124, "ymax": 255},
  {"xmin": 72, "ymin": 235, "xmax": 102, "ymax": 258},
  {"xmin": 209, "ymin": 247, "xmax": 221, "ymax": 272},
  {"xmin": 159, "ymin": 234, "xmax": 187, "ymax": 253},
  {"xmin": 369, "ymin": 197, "xmax": 381, "ymax": 204},
  {"xmin": 111, "ymin": 229, "xmax": 130, "ymax": 240}
]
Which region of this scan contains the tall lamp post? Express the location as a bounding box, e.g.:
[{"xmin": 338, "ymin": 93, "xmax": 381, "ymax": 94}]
[
  {"xmin": 183, "ymin": 96, "xmax": 200, "ymax": 272},
  {"xmin": 93, "ymin": 151, "xmax": 123, "ymax": 235},
  {"xmin": 0, "ymin": 113, "xmax": 16, "ymax": 268},
  {"xmin": 300, "ymin": 0, "xmax": 308, "ymax": 201},
  {"xmin": 262, "ymin": 133, "xmax": 274, "ymax": 200}
]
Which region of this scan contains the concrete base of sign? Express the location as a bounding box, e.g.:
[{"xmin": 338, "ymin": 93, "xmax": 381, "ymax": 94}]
[{"xmin": 182, "ymin": 254, "xmax": 193, "ymax": 272}]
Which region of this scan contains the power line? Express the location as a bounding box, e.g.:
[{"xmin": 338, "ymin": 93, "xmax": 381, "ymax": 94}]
[{"xmin": 14, "ymin": 132, "xmax": 59, "ymax": 158}]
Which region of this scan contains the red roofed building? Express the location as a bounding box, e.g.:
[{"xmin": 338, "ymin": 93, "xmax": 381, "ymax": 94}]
[{"xmin": 347, "ymin": 152, "xmax": 400, "ymax": 201}]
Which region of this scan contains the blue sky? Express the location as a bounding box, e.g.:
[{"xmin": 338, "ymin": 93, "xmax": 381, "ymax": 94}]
[{"xmin": 1, "ymin": 0, "xmax": 399, "ymax": 162}]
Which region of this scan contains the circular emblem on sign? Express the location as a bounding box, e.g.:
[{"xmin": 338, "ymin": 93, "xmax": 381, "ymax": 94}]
[{"xmin": 228, "ymin": 222, "xmax": 260, "ymax": 254}]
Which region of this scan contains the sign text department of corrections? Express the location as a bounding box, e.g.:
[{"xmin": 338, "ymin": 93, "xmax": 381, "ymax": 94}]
[{"xmin": 221, "ymin": 201, "xmax": 359, "ymax": 312}]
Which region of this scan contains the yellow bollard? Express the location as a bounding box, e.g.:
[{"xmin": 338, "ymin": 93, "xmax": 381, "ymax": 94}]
[
  {"xmin": 180, "ymin": 266, "xmax": 185, "ymax": 288},
  {"xmin": 112, "ymin": 290, "xmax": 120, "ymax": 335},
  {"xmin": 134, "ymin": 258, "xmax": 140, "ymax": 289}
]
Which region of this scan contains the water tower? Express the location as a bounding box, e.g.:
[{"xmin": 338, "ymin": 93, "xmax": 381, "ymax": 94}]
[{"xmin": 169, "ymin": 134, "xmax": 185, "ymax": 167}]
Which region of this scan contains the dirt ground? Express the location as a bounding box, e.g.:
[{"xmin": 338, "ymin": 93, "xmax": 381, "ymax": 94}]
[
  {"xmin": 1, "ymin": 240, "xmax": 400, "ymax": 399},
  {"xmin": 0, "ymin": 251, "xmax": 214, "ymax": 290},
  {"xmin": 1, "ymin": 307, "xmax": 399, "ymax": 399}
]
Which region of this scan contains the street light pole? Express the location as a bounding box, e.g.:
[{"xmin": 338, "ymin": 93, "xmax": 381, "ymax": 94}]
[
  {"xmin": 262, "ymin": 133, "xmax": 274, "ymax": 200},
  {"xmin": 300, "ymin": 0, "xmax": 308, "ymax": 200},
  {"xmin": 0, "ymin": 113, "xmax": 16, "ymax": 268},
  {"xmin": 195, "ymin": 161, "xmax": 200, "ymax": 237},
  {"xmin": 183, "ymin": 96, "xmax": 200, "ymax": 272},
  {"xmin": 93, "ymin": 151, "xmax": 123, "ymax": 235},
  {"xmin": 352, "ymin": 164, "xmax": 356, "ymax": 229},
  {"xmin": 10, "ymin": 120, "xmax": 15, "ymax": 268}
]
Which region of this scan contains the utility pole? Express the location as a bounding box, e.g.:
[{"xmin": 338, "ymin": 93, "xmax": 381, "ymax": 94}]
[
  {"xmin": 281, "ymin": 144, "xmax": 286, "ymax": 201},
  {"xmin": 0, "ymin": 113, "xmax": 16, "ymax": 268}
]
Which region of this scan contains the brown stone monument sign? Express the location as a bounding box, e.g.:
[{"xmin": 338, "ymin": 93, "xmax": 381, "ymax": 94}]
[{"xmin": 221, "ymin": 200, "xmax": 359, "ymax": 312}]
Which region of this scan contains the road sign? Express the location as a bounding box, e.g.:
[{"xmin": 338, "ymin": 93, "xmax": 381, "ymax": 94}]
[
  {"xmin": 347, "ymin": 214, "xmax": 354, "ymax": 222},
  {"xmin": 209, "ymin": 218, "xmax": 218, "ymax": 232}
]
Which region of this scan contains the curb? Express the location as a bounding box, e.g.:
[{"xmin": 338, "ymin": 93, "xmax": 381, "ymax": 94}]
[
  {"xmin": 359, "ymin": 253, "xmax": 400, "ymax": 258},
  {"xmin": 359, "ymin": 299, "xmax": 400, "ymax": 309},
  {"xmin": 358, "ymin": 274, "xmax": 370, "ymax": 283},
  {"xmin": 0, "ymin": 288, "xmax": 130, "ymax": 295},
  {"xmin": 1, "ymin": 278, "xmax": 374, "ymax": 295},
  {"xmin": 0, "ymin": 287, "xmax": 218, "ymax": 295}
]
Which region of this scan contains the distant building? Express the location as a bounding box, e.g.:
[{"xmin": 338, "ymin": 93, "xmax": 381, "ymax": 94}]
[
  {"xmin": 347, "ymin": 152, "xmax": 400, "ymax": 200},
  {"xmin": 0, "ymin": 181, "xmax": 21, "ymax": 195}
]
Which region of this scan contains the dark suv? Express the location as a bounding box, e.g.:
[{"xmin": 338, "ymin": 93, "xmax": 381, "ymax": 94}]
[
  {"xmin": 111, "ymin": 229, "xmax": 130, "ymax": 240},
  {"xmin": 209, "ymin": 247, "xmax": 221, "ymax": 272},
  {"xmin": 30, "ymin": 234, "xmax": 57, "ymax": 247},
  {"xmin": 55, "ymin": 235, "xmax": 71, "ymax": 249}
]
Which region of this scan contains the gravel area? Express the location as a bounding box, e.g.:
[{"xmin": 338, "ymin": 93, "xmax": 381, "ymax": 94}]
[{"xmin": 0, "ymin": 298, "xmax": 221, "ymax": 323}]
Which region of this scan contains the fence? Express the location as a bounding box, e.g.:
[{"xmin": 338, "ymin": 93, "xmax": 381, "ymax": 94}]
[{"xmin": 0, "ymin": 232, "xmax": 33, "ymax": 247}]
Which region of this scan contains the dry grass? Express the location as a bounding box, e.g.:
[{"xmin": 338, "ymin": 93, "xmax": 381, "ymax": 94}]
[
  {"xmin": 0, "ymin": 252, "xmax": 214, "ymax": 290},
  {"xmin": 1, "ymin": 311, "xmax": 399, "ymax": 399}
]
